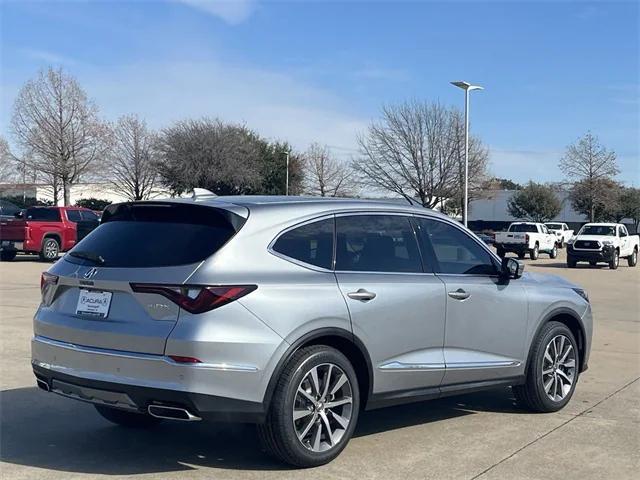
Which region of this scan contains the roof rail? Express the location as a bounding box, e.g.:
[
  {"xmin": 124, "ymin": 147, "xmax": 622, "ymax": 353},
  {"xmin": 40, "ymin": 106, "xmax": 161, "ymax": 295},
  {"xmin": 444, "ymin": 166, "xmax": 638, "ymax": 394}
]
[{"xmin": 191, "ymin": 188, "xmax": 217, "ymax": 199}]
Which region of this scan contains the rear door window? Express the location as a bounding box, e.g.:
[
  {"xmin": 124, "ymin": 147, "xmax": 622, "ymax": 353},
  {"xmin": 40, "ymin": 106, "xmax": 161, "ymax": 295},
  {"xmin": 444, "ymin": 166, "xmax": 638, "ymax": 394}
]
[
  {"xmin": 335, "ymin": 215, "xmax": 422, "ymax": 273},
  {"xmin": 66, "ymin": 203, "xmax": 246, "ymax": 268},
  {"xmin": 272, "ymin": 218, "xmax": 334, "ymax": 269},
  {"xmin": 26, "ymin": 208, "xmax": 61, "ymax": 221},
  {"xmin": 80, "ymin": 210, "xmax": 99, "ymax": 221}
]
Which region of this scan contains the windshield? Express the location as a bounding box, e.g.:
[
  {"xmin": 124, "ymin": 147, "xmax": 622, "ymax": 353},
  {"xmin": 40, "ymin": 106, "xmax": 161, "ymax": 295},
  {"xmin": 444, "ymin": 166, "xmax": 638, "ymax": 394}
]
[
  {"xmin": 579, "ymin": 225, "xmax": 616, "ymax": 236},
  {"xmin": 509, "ymin": 224, "xmax": 538, "ymax": 233},
  {"xmin": 546, "ymin": 223, "xmax": 562, "ymax": 230}
]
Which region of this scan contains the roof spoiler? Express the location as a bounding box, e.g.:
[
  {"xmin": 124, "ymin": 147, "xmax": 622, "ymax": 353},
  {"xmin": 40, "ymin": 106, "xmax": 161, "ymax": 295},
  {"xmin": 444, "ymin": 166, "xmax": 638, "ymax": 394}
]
[{"xmin": 192, "ymin": 188, "xmax": 216, "ymax": 200}]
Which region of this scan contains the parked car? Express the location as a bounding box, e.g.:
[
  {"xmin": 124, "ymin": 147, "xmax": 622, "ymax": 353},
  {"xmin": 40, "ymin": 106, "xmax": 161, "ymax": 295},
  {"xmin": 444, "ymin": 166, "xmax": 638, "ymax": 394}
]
[
  {"xmin": 32, "ymin": 197, "xmax": 592, "ymax": 467},
  {"xmin": 0, "ymin": 199, "xmax": 22, "ymax": 220},
  {"xmin": 567, "ymin": 223, "xmax": 638, "ymax": 269},
  {"xmin": 545, "ymin": 222, "xmax": 574, "ymax": 248},
  {"xmin": 494, "ymin": 222, "xmax": 558, "ymax": 260},
  {"xmin": 0, "ymin": 206, "xmax": 99, "ymax": 261}
]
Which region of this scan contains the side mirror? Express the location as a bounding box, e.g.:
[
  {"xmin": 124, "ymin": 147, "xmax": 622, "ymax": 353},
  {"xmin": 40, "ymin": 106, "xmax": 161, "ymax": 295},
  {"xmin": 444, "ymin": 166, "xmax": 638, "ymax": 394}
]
[
  {"xmin": 14, "ymin": 211, "xmax": 24, "ymax": 219},
  {"xmin": 501, "ymin": 257, "xmax": 524, "ymax": 279}
]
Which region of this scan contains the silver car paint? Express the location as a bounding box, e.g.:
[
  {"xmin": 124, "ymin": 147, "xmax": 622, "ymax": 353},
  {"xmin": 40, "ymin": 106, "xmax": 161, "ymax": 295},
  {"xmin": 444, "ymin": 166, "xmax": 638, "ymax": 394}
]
[{"xmin": 32, "ymin": 196, "xmax": 592, "ymax": 409}]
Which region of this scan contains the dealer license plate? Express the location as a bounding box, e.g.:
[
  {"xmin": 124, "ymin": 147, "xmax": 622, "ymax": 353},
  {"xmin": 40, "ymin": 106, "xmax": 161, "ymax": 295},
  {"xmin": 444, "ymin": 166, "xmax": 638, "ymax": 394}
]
[{"xmin": 76, "ymin": 289, "xmax": 112, "ymax": 318}]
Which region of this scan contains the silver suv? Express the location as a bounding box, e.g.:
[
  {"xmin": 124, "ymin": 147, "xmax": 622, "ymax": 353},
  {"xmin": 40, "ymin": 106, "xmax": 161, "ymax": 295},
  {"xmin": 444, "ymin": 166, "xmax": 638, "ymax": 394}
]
[{"xmin": 32, "ymin": 196, "xmax": 592, "ymax": 467}]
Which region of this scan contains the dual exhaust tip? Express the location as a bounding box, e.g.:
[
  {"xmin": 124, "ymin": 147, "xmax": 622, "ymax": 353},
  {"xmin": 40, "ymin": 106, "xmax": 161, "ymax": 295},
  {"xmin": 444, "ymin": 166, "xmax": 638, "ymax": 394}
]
[
  {"xmin": 147, "ymin": 404, "xmax": 201, "ymax": 422},
  {"xmin": 37, "ymin": 378, "xmax": 200, "ymax": 422}
]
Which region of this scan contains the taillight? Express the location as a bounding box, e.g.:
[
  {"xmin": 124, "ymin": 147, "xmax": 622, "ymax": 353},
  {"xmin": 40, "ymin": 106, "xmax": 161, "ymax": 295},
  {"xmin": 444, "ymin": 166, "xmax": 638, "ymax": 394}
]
[
  {"xmin": 525, "ymin": 234, "xmax": 530, "ymax": 242},
  {"xmin": 24, "ymin": 226, "xmax": 31, "ymax": 241},
  {"xmin": 40, "ymin": 272, "xmax": 58, "ymax": 304},
  {"xmin": 130, "ymin": 284, "xmax": 257, "ymax": 314}
]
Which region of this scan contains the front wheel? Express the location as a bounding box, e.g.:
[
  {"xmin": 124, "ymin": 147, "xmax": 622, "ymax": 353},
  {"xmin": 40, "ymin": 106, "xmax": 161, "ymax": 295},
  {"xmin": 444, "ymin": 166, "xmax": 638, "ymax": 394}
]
[
  {"xmin": 94, "ymin": 405, "xmax": 162, "ymax": 428},
  {"xmin": 549, "ymin": 244, "xmax": 558, "ymax": 259},
  {"xmin": 628, "ymin": 248, "xmax": 638, "ymax": 267},
  {"xmin": 514, "ymin": 321, "xmax": 579, "ymax": 413},
  {"xmin": 609, "ymin": 250, "xmax": 619, "ymax": 270},
  {"xmin": 258, "ymin": 345, "xmax": 360, "ymax": 467},
  {"xmin": 530, "ymin": 244, "xmax": 539, "ymax": 260},
  {"xmin": 39, "ymin": 238, "xmax": 60, "ymax": 262},
  {"xmin": 567, "ymin": 255, "xmax": 577, "ymax": 268}
]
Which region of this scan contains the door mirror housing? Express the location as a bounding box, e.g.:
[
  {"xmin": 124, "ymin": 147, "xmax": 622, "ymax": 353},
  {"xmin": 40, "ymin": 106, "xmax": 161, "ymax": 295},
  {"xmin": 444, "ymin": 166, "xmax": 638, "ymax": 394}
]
[
  {"xmin": 14, "ymin": 211, "xmax": 24, "ymax": 219},
  {"xmin": 501, "ymin": 257, "xmax": 524, "ymax": 279}
]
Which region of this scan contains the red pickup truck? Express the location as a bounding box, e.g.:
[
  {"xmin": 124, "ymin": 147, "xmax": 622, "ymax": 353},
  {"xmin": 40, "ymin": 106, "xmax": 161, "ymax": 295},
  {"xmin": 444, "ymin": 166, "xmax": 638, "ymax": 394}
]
[{"xmin": 0, "ymin": 206, "xmax": 99, "ymax": 262}]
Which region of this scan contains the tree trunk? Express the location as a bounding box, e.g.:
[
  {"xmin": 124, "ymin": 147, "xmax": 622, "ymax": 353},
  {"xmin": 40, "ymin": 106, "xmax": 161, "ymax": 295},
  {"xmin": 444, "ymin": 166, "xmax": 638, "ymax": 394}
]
[{"xmin": 63, "ymin": 178, "xmax": 71, "ymax": 206}]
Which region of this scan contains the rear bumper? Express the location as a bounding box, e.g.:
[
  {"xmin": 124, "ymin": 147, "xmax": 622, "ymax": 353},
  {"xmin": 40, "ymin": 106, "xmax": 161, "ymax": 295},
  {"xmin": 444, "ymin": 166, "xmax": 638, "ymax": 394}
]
[
  {"xmin": 31, "ymin": 335, "xmax": 270, "ymax": 423},
  {"xmin": 568, "ymin": 244, "xmax": 615, "ymax": 262},
  {"xmin": 0, "ymin": 240, "xmax": 23, "ymax": 251},
  {"xmin": 33, "ymin": 364, "xmax": 265, "ymax": 422},
  {"xmin": 496, "ymin": 243, "xmax": 529, "ymax": 253}
]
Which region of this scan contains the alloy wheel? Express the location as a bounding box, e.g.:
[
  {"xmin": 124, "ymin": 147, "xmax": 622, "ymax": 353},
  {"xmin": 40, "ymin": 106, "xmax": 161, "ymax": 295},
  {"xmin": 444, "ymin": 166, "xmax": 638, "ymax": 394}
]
[
  {"xmin": 293, "ymin": 363, "xmax": 353, "ymax": 452},
  {"xmin": 45, "ymin": 240, "xmax": 58, "ymax": 259},
  {"xmin": 542, "ymin": 334, "xmax": 576, "ymax": 402}
]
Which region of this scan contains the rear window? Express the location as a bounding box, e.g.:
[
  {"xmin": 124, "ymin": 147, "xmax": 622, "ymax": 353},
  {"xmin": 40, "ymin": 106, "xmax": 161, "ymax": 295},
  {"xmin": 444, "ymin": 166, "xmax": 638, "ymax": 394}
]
[
  {"xmin": 66, "ymin": 210, "xmax": 82, "ymax": 222},
  {"xmin": 509, "ymin": 224, "xmax": 538, "ymax": 233},
  {"xmin": 66, "ymin": 202, "xmax": 246, "ymax": 268},
  {"xmin": 546, "ymin": 223, "xmax": 562, "ymax": 230},
  {"xmin": 26, "ymin": 208, "xmax": 61, "ymax": 221}
]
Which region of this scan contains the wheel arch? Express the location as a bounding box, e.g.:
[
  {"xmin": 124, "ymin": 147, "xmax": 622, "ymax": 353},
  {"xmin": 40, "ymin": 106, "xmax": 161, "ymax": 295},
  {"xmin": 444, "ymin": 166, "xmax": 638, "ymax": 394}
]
[
  {"xmin": 262, "ymin": 327, "xmax": 374, "ymax": 411},
  {"xmin": 42, "ymin": 232, "xmax": 61, "ymax": 246},
  {"xmin": 526, "ymin": 308, "xmax": 587, "ymax": 374}
]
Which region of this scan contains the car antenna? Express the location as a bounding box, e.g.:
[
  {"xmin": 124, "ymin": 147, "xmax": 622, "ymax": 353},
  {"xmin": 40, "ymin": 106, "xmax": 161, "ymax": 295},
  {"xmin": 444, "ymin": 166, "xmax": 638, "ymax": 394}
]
[{"xmin": 192, "ymin": 188, "xmax": 217, "ymax": 200}]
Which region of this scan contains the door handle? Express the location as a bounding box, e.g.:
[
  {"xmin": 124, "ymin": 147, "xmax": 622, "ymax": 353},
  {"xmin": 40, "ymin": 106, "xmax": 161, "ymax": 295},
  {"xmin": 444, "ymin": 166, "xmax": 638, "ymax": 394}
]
[
  {"xmin": 347, "ymin": 289, "xmax": 376, "ymax": 301},
  {"xmin": 448, "ymin": 288, "xmax": 470, "ymax": 300}
]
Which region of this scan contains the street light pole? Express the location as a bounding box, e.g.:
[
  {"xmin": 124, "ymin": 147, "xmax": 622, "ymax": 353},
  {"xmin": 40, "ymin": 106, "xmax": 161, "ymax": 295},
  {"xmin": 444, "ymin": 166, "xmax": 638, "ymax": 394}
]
[
  {"xmin": 284, "ymin": 150, "xmax": 290, "ymax": 195},
  {"xmin": 450, "ymin": 81, "xmax": 483, "ymax": 228}
]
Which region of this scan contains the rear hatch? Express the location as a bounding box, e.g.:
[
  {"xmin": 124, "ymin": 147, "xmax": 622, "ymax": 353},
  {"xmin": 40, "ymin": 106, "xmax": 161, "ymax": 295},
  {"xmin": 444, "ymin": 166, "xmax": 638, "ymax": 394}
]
[{"xmin": 35, "ymin": 201, "xmax": 247, "ymax": 354}]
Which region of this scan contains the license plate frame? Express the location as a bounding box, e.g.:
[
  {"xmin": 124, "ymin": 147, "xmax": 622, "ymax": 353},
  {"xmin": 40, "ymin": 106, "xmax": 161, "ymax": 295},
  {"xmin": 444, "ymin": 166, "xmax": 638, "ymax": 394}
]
[{"xmin": 76, "ymin": 289, "xmax": 112, "ymax": 318}]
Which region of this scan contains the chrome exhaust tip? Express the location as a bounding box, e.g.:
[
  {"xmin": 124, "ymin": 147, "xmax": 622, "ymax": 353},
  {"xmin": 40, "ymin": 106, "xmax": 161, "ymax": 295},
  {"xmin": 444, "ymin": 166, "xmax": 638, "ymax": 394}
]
[
  {"xmin": 147, "ymin": 404, "xmax": 201, "ymax": 422},
  {"xmin": 36, "ymin": 378, "xmax": 50, "ymax": 392}
]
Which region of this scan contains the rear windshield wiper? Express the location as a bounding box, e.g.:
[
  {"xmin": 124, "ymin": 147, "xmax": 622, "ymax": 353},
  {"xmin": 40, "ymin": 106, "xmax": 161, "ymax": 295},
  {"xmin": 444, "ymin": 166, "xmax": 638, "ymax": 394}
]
[{"xmin": 69, "ymin": 250, "xmax": 105, "ymax": 265}]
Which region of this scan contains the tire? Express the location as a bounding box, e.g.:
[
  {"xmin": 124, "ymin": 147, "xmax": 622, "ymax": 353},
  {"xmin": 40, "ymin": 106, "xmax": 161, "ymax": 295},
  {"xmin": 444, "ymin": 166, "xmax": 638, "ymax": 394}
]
[
  {"xmin": 609, "ymin": 250, "xmax": 619, "ymax": 270},
  {"xmin": 496, "ymin": 247, "xmax": 505, "ymax": 258},
  {"xmin": 514, "ymin": 321, "xmax": 579, "ymax": 413},
  {"xmin": 94, "ymin": 405, "xmax": 162, "ymax": 428},
  {"xmin": 39, "ymin": 237, "xmax": 60, "ymax": 262},
  {"xmin": 567, "ymin": 255, "xmax": 577, "ymax": 268},
  {"xmin": 560, "ymin": 239, "xmax": 565, "ymax": 249},
  {"xmin": 549, "ymin": 244, "xmax": 558, "ymax": 259},
  {"xmin": 0, "ymin": 250, "xmax": 17, "ymax": 261},
  {"xmin": 517, "ymin": 251, "xmax": 526, "ymax": 260},
  {"xmin": 589, "ymin": 261, "xmax": 597, "ymax": 267},
  {"xmin": 258, "ymin": 345, "xmax": 360, "ymax": 467},
  {"xmin": 628, "ymin": 248, "xmax": 638, "ymax": 267},
  {"xmin": 530, "ymin": 244, "xmax": 539, "ymax": 260}
]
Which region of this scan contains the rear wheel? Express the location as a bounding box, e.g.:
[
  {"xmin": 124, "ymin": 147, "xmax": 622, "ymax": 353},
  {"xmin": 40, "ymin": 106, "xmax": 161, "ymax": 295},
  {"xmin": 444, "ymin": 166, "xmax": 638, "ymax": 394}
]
[
  {"xmin": 628, "ymin": 248, "xmax": 638, "ymax": 267},
  {"xmin": 258, "ymin": 345, "xmax": 360, "ymax": 467},
  {"xmin": 39, "ymin": 237, "xmax": 59, "ymax": 262},
  {"xmin": 609, "ymin": 250, "xmax": 619, "ymax": 270},
  {"xmin": 0, "ymin": 250, "xmax": 17, "ymax": 261},
  {"xmin": 514, "ymin": 321, "xmax": 579, "ymax": 413},
  {"xmin": 530, "ymin": 244, "xmax": 539, "ymax": 260},
  {"xmin": 517, "ymin": 251, "xmax": 526, "ymax": 260},
  {"xmin": 94, "ymin": 405, "xmax": 162, "ymax": 428}
]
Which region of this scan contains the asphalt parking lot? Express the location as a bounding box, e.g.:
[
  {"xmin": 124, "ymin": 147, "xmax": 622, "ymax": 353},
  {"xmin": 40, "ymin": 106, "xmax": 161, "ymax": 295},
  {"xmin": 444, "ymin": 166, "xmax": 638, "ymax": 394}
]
[{"xmin": 0, "ymin": 251, "xmax": 638, "ymax": 480}]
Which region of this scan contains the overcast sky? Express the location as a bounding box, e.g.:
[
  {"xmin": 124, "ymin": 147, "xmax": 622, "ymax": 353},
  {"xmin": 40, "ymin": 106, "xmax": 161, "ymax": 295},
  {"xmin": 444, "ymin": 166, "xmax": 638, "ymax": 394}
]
[{"xmin": 1, "ymin": 0, "xmax": 638, "ymax": 185}]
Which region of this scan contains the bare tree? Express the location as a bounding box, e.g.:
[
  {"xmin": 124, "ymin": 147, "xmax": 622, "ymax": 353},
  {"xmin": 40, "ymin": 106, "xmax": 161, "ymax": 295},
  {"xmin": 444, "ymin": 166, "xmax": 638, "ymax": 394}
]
[
  {"xmin": 559, "ymin": 132, "xmax": 619, "ymax": 221},
  {"xmin": 353, "ymin": 100, "xmax": 488, "ymax": 211},
  {"xmin": 0, "ymin": 136, "xmax": 18, "ymax": 184},
  {"xmin": 155, "ymin": 118, "xmax": 264, "ymax": 195},
  {"xmin": 10, "ymin": 67, "xmax": 109, "ymax": 205},
  {"xmin": 302, "ymin": 143, "xmax": 353, "ymax": 197},
  {"xmin": 108, "ymin": 115, "xmax": 159, "ymax": 201}
]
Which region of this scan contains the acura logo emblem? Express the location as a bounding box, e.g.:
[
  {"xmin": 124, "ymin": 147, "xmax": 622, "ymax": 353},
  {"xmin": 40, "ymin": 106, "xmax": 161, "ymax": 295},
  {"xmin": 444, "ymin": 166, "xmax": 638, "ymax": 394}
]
[{"xmin": 84, "ymin": 267, "xmax": 98, "ymax": 279}]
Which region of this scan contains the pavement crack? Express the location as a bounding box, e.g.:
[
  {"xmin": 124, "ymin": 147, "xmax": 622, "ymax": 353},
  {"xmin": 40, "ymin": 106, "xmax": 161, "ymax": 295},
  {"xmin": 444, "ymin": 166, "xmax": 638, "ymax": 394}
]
[{"xmin": 470, "ymin": 376, "xmax": 640, "ymax": 480}]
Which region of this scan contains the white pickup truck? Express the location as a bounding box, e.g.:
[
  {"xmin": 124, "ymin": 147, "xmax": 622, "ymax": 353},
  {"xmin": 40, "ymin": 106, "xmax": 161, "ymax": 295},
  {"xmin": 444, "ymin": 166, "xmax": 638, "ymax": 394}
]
[
  {"xmin": 494, "ymin": 222, "xmax": 558, "ymax": 260},
  {"xmin": 567, "ymin": 223, "xmax": 639, "ymax": 269},
  {"xmin": 545, "ymin": 222, "xmax": 574, "ymax": 248}
]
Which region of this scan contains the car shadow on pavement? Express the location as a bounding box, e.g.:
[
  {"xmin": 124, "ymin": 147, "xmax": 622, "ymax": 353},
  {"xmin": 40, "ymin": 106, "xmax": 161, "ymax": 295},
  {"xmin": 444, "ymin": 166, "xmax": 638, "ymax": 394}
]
[
  {"xmin": 527, "ymin": 262, "xmax": 608, "ymax": 269},
  {"xmin": 0, "ymin": 386, "xmax": 523, "ymax": 475}
]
